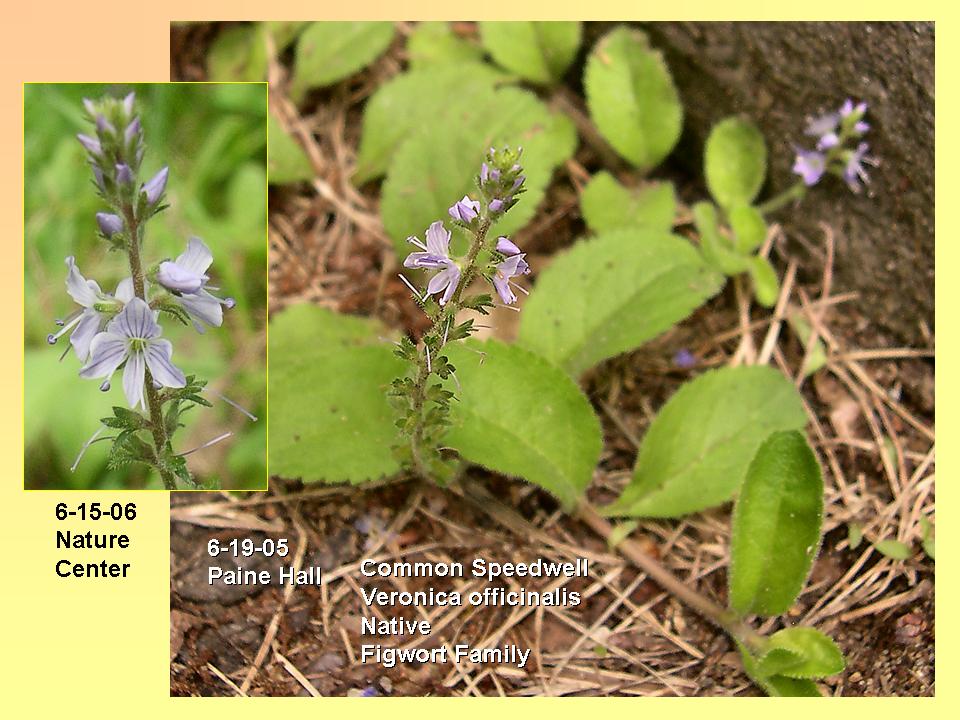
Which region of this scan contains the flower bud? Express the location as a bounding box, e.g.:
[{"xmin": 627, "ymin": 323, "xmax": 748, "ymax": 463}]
[
  {"xmin": 489, "ymin": 199, "xmax": 504, "ymax": 213},
  {"xmin": 123, "ymin": 92, "xmax": 136, "ymax": 119},
  {"xmin": 448, "ymin": 195, "xmax": 480, "ymax": 223},
  {"xmin": 124, "ymin": 118, "xmax": 141, "ymax": 147},
  {"xmin": 96, "ymin": 212, "xmax": 124, "ymax": 237},
  {"xmin": 115, "ymin": 163, "xmax": 133, "ymax": 185},
  {"xmin": 143, "ymin": 166, "xmax": 169, "ymax": 205},
  {"xmin": 496, "ymin": 237, "xmax": 522, "ymax": 255},
  {"xmin": 96, "ymin": 114, "xmax": 116, "ymax": 136},
  {"xmin": 77, "ymin": 134, "xmax": 102, "ymax": 156}
]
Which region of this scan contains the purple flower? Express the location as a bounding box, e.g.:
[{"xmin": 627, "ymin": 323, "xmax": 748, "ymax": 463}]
[
  {"xmin": 840, "ymin": 99, "xmax": 870, "ymax": 135},
  {"xmin": 804, "ymin": 112, "xmax": 839, "ymax": 139},
  {"xmin": 96, "ymin": 212, "xmax": 124, "ymax": 237},
  {"xmin": 161, "ymin": 237, "xmax": 234, "ymax": 331},
  {"xmin": 91, "ymin": 164, "xmax": 105, "ymax": 191},
  {"xmin": 115, "ymin": 163, "xmax": 133, "ymax": 185},
  {"xmin": 80, "ymin": 297, "xmax": 186, "ymax": 409},
  {"xmin": 843, "ymin": 142, "xmax": 875, "ymax": 192},
  {"xmin": 47, "ymin": 257, "xmax": 132, "ymax": 361},
  {"xmin": 792, "ymin": 149, "xmax": 827, "ymax": 186},
  {"xmin": 448, "ymin": 195, "xmax": 480, "ymax": 224},
  {"xmin": 480, "ymin": 162, "xmax": 489, "ymax": 183},
  {"xmin": 492, "ymin": 252, "xmax": 529, "ymax": 305},
  {"xmin": 817, "ymin": 132, "xmax": 839, "ymax": 150},
  {"xmin": 404, "ymin": 221, "xmax": 460, "ymax": 305},
  {"xmin": 142, "ymin": 166, "xmax": 169, "ymax": 204},
  {"xmin": 124, "ymin": 117, "xmax": 141, "ymax": 146},
  {"xmin": 123, "ymin": 92, "xmax": 135, "ymax": 119},
  {"xmin": 96, "ymin": 114, "xmax": 116, "ymax": 136},
  {"xmin": 77, "ymin": 133, "xmax": 102, "ymax": 156},
  {"xmin": 496, "ymin": 237, "xmax": 522, "ymax": 256},
  {"xmin": 673, "ymin": 349, "xmax": 696, "ymax": 369},
  {"xmin": 489, "ymin": 199, "xmax": 504, "ymax": 213}
]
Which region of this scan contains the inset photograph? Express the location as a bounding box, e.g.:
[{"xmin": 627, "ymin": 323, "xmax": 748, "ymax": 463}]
[{"xmin": 25, "ymin": 83, "xmax": 267, "ymax": 490}]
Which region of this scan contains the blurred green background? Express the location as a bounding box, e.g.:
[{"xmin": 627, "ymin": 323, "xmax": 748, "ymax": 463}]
[{"xmin": 24, "ymin": 83, "xmax": 267, "ymax": 490}]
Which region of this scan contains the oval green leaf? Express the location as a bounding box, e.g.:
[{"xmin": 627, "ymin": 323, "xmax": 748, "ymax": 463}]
[
  {"xmin": 705, "ymin": 117, "xmax": 768, "ymax": 208},
  {"xmin": 444, "ymin": 340, "xmax": 602, "ymax": 510},
  {"xmin": 760, "ymin": 627, "xmax": 845, "ymax": 679},
  {"xmin": 207, "ymin": 25, "xmax": 268, "ymax": 82},
  {"xmin": 479, "ymin": 21, "xmax": 582, "ymax": 85},
  {"xmin": 729, "ymin": 204, "xmax": 767, "ymax": 254},
  {"xmin": 749, "ymin": 255, "xmax": 780, "ymax": 308},
  {"xmin": 289, "ymin": 22, "xmax": 395, "ymax": 102},
  {"xmin": 268, "ymin": 305, "xmax": 404, "ymax": 483},
  {"xmin": 407, "ymin": 22, "xmax": 484, "ymax": 69},
  {"xmin": 517, "ymin": 228, "xmax": 723, "ymax": 377},
  {"xmin": 268, "ymin": 114, "xmax": 313, "ymax": 185},
  {"xmin": 729, "ymin": 430, "xmax": 823, "ymax": 616},
  {"xmin": 604, "ymin": 367, "xmax": 808, "ymax": 518},
  {"xmin": 580, "ymin": 171, "xmax": 676, "ymax": 233},
  {"xmin": 584, "ymin": 27, "xmax": 682, "ymax": 170}
]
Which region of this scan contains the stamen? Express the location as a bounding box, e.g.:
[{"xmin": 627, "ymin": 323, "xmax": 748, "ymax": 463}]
[
  {"xmin": 449, "ymin": 369, "xmax": 462, "ymax": 393},
  {"xmin": 223, "ymin": 297, "xmax": 236, "ymax": 309},
  {"xmin": 48, "ymin": 311, "xmax": 84, "ymax": 343},
  {"xmin": 425, "ymin": 344, "xmax": 432, "ymax": 373},
  {"xmin": 497, "ymin": 303, "xmax": 521, "ymax": 313},
  {"xmin": 406, "ymin": 236, "xmax": 427, "ymax": 251},
  {"xmin": 179, "ymin": 431, "xmax": 233, "ymax": 457},
  {"xmin": 508, "ymin": 280, "xmax": 529, "ymax": 295},
  {"xmin": 47, "ymin": 334, "xmax": 58, "ymax": 345},
  {"xmin": 71, "ymin": 425, "xmax": 106, "ymax": 472},
  {"xmin": 58, "ymin": 345, "xmax": 72, "ymax": 362},
  {"xmin": 442, "ymin": 317, "xmax": 451, "ymax": 346},
  {"xmin": 214, "ymin": 392, "xmax": 258, "ymax": 422},
  {"xmin": 55, "ymin": 319, "xmax": 65, "ymax": 327},
  {"xmin": 99, "ymin": 379, "xmax": 111, "ymax": 392},
  {"xmin": 397, "ymin": 273, "xmax": 423, "ymax": 301}
]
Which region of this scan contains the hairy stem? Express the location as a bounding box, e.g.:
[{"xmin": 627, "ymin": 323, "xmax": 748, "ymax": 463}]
[
  {"xmin": 407, "ymin": 218, "xmax": 492, "ymax": 480},
  {"xmin": 122, "ymin": 203, "xmax": 176, "ymax": 490}
]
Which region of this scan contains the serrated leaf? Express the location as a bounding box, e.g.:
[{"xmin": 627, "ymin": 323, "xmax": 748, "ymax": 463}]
[
  {"xmin": 479, "ymin": 21, "xmax": 581, "ymax": 85},
  {"xmin": 407, "ymin": 22, "xmax": 484, "ymax": 69},
  {"xmin": 268, "ymin": 113, "xmax": 313, "ymax": 185},
  {"xmin": 749, "ymin": 255, "xmax": 780, "ymax": 308},
  {"xmin": 207, "ymin": 25, "xmax": 267, "ymax": 82},
  {"xmin": 603, "ymin": 367, "xmax": 807, "ymax": 518},
  {"xmin": 354, "ymin": 63, "xmax": 505, "ymax": 183},
  {"xmin": 268, "ymin": 305, "xmax": 404, "ymax": 483},
  {"xmin": 443, "ymin": 340, "xmax": 602, "ymax": 510},
  {"xmin": 729, "ymin": 204, "xmax": 767, "ymax": 254},
  {"xmin": 874, "ymin": 539, "xmax": 913, "ymax": 560},
  {"xmin": 705, "ymin": 117, "xmax": 767, "ymax": 208},
  {"xmin": 729, "ymin": 430, "xmax": 823, "ymax": 616},
  {"xmin": 759, "ymin": 627, "xmax": 845, "ymax": 679},
  {"xmin": 381, "ymin": 86, "xmax": 576, "ymax": 255},
  {"xmin": 580, "ymin": 171, "xmax": 676, "ymax": 233},
  {"xmin": 739, "ymin": 645, "xmax": 823, "ymax": 697},
  {"xmin": 289, "ymin": 22, "xmax": 395, "ymax": 102},
  {"xmin": 517, "ymin": 228, "xmax": 723, "ymax": 377},
  {"xmin": 584, "ymin": 27, "xmax": 682, "ymax": 170}
]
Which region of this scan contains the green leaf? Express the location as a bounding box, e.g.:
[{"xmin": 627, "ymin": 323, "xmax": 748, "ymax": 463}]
[
  {"xmin": 207, "ymin": 25, "xmax": 267, "ymax": 82},
  {"xmin": 268, "ymin": 114, "xmax": 313, "ymax": 184},
  {"xmin": 729, "ymin": 430, "xmax": 823, "ymax": 616},
  {"xmin": 748, "ymin": 255, "xmax": 780, "ymax": 308},
  {"xmin": 407, "ymin": 22, "xmax": 484, "ymax": 69},
  {"xmin": 739, "ymin": 646, "xmax": 823, "ymax": 697},
  {"xmin": 479, "ymin": 21, "xmax": 581, "ymax": 85},
  {"xmin": 704, "ymin": 117, "xmax": 767, "ymax": 208},
  {"xmin": 584, "ymin": 27, "xmax": 682, "ymax": 170},
  {"xmin": 263, "ymin": 21, "xmax": 309, "ymax": 52},
  {"xmin": 444, "ymin": 340, "xmax": 602, "ymax": 510},
  {"xmin": 693, "ymin": 202, "xmax": 750, "ymax": 276},
  {"xmin": 848, "ymin": 522, "xmax": 863, "ymax": 550},
  {"xmin": 380, "ymin": 86, "xmax": 576, "ymax": 255},
  {"xmin": 729, "ymin": 204, "xmax": 767, "ymax": 254},
  {"xmin": 603, "ymin": 367, "xmax": 807, "ymax": 518},
  {"xmin": 268, "ymin": 305, "xmax": 404, "ymax": 483},
  {"xmin": 759, "ymin": 628, "xmax": 845, "ymax": 679},
  {"xmin": 788, "ymin": 315, "xmax": 828, "ymax": 377},
  {"xmin": 580, "ymin": 171, "xmax": 676, "ymax": 233},
  {"xmin": 517, "ymin": 229, "xmax": 723, "ymax": 377},
  {"xmin": 920, "ymin": 516, "xmax": 935, "ymax": 560},
  {"xmin": 289, "ymin": 22, "xmax": 395, "ymax": 102},
  {"xmin": 874, "ymin": 539, "xmax": 913, "ymax": 560},
  {"xmin": 354, "ymin": 63, "xmax": 505, "ymax": 183}
]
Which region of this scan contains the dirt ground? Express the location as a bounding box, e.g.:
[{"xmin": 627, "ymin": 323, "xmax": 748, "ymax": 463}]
[{"xmin": 169, "ymin": 22, "xmax": 935, "ymax": 697}]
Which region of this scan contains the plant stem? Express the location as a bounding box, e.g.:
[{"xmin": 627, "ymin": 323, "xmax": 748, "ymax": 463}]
[
  {"xmin": 758, "ymin": 182, "xmax": 806, "ymax": 215},
  {"xmin": 407, "ymin": 218, "xmax": 492, "ymax": 481},
  {"xmin": 122, "ymin": 203, "xmax": 176, "ymax": 490},
  {"xmin": 576, "ymin": 501, "xmax": 767, "ymax": 653}
]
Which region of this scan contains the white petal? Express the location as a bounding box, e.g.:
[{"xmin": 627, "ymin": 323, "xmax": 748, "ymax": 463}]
[
  {"xmin": 145, "ymin": 339, "xmax": 186, "ymax": 388},
  {"xmin": 79, "ymin": 333, "xmax": 127, "ymax": 379},
  {"xmin": 425, "ymin": 221, "xmax": 450, "ymax": 257},
  {"xmin": 178, "ymin": 291, "xmax": 223, "ymax": 328},
  {"xmin": 65, "ymin": 256, "xmax": 103, "ymax": 307},
  {"xmin": 114, "ymin": 277, "xmax": 135, "ymax": 303},
  {"xmin": 176, "ymin": 236, "xmax": 214, "ymax": 275},
  {"xmin": 69, "ymin": 310, "xmax": 102, "ymax": 361},
  {"xmin": 122, "ymin": 350, "xmax": 146, "ymax": 410},
  {"xmin": 157, "ymin": 260, "xmax": 205, "ymax": 294},
  {"xmin": 114, "ymin": 297, "xmax": 159, "ymax": 340}
]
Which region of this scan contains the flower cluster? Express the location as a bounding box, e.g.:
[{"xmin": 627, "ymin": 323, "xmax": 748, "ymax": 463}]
[
  {"xmin": 792, "ymin": 99, "xmax": 875, "ymax": 193},
  {"xmin": 47, "ymin": 93, "xmax": 244, "ymax": 487},
  {"xmin": 391, "ymin": 147, "xmax": 529, "ymax": 481}
]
